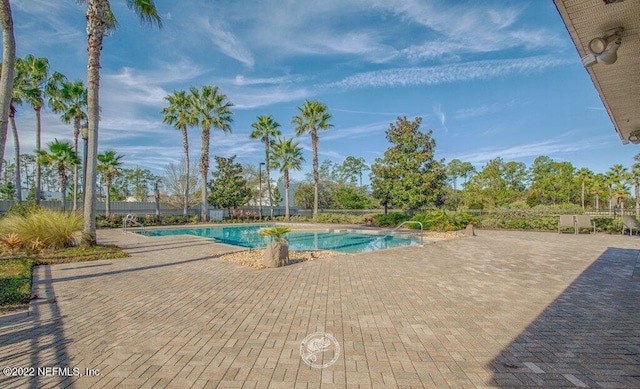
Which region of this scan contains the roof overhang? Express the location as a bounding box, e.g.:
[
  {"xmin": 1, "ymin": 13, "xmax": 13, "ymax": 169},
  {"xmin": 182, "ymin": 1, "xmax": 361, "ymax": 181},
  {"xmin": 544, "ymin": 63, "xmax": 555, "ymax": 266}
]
[{"xmin": 554, "ymin": 0, "xmax": 640, "ymax": 144}]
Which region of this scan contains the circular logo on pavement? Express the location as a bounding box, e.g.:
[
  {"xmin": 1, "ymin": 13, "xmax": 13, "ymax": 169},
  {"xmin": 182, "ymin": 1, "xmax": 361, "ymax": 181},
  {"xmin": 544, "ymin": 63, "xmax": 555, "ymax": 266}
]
[{"xmin": 300, "ymin": 331, "xmax": 340, "ymax": 368}]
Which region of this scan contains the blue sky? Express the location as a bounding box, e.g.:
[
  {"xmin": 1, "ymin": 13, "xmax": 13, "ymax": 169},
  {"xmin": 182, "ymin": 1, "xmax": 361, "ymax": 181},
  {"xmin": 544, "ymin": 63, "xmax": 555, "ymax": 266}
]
[{"xmin": 7, "ymin": 0, "xmax": 640, "ymax": 184}]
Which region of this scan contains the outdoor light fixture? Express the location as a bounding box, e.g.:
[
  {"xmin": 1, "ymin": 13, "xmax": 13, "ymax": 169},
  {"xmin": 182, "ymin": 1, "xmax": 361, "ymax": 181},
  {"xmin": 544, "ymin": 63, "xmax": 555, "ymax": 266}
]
[
  {"xmin": 628, "ymin": 130, "xmax": 640, "ymax": 144},
  {"xmin": 582, "ymin": 27, "xmax": 624, "ymax": 67}
]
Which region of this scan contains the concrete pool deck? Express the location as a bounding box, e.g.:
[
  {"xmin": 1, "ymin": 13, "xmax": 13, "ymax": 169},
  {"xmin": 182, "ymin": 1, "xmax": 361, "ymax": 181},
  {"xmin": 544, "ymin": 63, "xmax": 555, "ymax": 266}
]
[{"xmin": 1, "ymin": 228, "xmax": 639, "ymax": 388}]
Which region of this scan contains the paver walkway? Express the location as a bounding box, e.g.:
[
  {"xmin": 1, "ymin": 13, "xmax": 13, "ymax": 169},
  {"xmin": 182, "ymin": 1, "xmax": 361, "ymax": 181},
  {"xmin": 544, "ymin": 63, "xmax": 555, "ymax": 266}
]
[{"xmin": 1, "ymin": 228, "xmax": 639, "ymax": 388}]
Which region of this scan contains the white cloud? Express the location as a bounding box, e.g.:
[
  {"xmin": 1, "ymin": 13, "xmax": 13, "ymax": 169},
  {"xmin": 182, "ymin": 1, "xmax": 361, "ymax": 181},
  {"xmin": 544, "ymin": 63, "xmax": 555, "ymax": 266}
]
[
  {"xmin": 433, "ymin": 104, "xmax": 448, "ymax": 132},
  {"xmin": 453, "ymin": 102, "xmax": 515, "ymax": 120},
  {"xmin": 326, "ymin": 56, "xmax": 573, "ymax": 90},
  {"xmin": 201, "ymin": 18, "xmax": 255, "ymax": 68}
]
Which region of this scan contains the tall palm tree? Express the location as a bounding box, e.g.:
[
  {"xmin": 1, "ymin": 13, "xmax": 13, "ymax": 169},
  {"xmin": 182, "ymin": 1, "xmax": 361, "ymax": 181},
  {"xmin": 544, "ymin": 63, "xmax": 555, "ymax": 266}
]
[
  {"xmin": 189, "ymin": 85, "xmax": 233, "ymax": 222},
  {"xmin": 632, "ymin": 154, "xmax": 640, "ymax": 216},
  {"xmin": 20, "ymin": 55, "xmax": 48, "ymax": 203},
  {"xmin": 47, "ymin": 73, "xmax": 87, "ymax": 210},
  {"xmin": 97, "ymin": 150, "xmax": 124, "ymax": 216},
  {"xmin": 590, "ymin": 173, "xmax": 608, "ymax": 211},
  {"xmin": 270, "ymin": 137, "xmax": 304, "ymax": 221},
  {"xmin": 292, "ymin": 100, "xmax": 333, "ymax": 222},
  {"xmin": 79, "ymin": 0, "xmax": 161, "ymax": 245},
  {"xmin": 0, "ymin": 0, "xmax": 16, "ymax": 180},
  {"xmin": 162, "ymin": 90, "xmax": 195, "ymax": 217},
  {"xmin": 250, "ymin": 115, "xmax": 281, "ymax": 218},
  {"xmin": 606, "ymin": 164, "xmax": 629, "ymax": 215},
  {"xmin": 37, "ymin": 139, "xmax": 79, "ymax": 212},
  {"xmin": 575, "ymin": 168, "xmax": 593, "ymax": 212}
]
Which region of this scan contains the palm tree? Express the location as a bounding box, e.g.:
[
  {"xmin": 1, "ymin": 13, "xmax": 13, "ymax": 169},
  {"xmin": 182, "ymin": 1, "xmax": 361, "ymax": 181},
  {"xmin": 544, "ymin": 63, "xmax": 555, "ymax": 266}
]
[
  {"xmin": 575, "ymin": 168, "xmax": 593, "ymax": 212},
  {"xmin": 0, "ymin": 0, "xmax": 16, "ymax": 180},
  {"xmin": 47, "ymin": 73, "xmax": 87, "ymax": 210},
  {"xmin": 20, "ymin": 55, "xmax": 49, "ymax": 203},
  {"xmin": 629, "ymin": 154, "xmax": 640, "ymax": 217},
  {"xmin": 37, "ymin": 139, "xmax": 79, "ymax": 212},
  {"xmin": 270, "ymin": 137, "xmax": 304, "ymax": 221},
  {"xmin": 250, "ymin": 115, "xmax": 281, "ymax": 218},
  {"xmin": 606, "ymin": 164, "xmax": 629, "ymax": 215},
  {"xmin": 97, "ymin": 150, "xmax": 124, "ymax": 216},
  {"xmin": 162, "ymin": 90, "xmax": 195, "ymax": 217},
  {"xmin": 292, "ymin": 100, "xmax": 333, "ymax": 222},
  {"xmin": 590, "ymin": 173, "xmax": 608, "ymax": 211},
  {"xmin": 189, "ymin": 85, "xmax": 233, "ymax": 222},
  {"xmin": 79, "ymin": 0, "xmax": 161, "ymax": 246}
]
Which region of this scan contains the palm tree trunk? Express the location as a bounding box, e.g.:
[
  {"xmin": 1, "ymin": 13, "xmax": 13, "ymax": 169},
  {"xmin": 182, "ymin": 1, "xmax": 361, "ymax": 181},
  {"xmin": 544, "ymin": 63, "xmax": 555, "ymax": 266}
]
[
  {"xmin": 82, "ymin": 0, "xmax": 107, "ymax": 246},
  {"xmin": 9, "ymin": 110, "xmax": 21, "ymax": 201},
  {"xmin": 200, "ymin": 127, "xmax": 209, "ymax": 222},
  {"xmin": 636, "ymin": 183, "xmax": 639, "ymax": 217},
  {"xmin": 581, "ymin": 180, "xmax": 585, "ymax": 211},
  {"xmin": 35, "ymin": 107, "xmax": 42, "ymax": 204},
  {"xmin": 265, "ymin": 139, "xmax": 273, "ymax": 219},
  {"xmin": 182, "ymin": 127, "xmax": 189, "ymax": 217},
  {"xmin": 59, "ymin": 169, "xmax": 66, "ymax": 212},
  {"xmin": 284, "ymin": 169, "xmax": 289, "ymax": 221},
  {"xmin": 0, "ymin": 0, "xmax": 15, "ymax": 180},
  {"xmin": 312, "ymin": 130, "xmax": 318, "ymax": 222},
  {"xmin": 595, "ymin": 194, "xmax": 599, "ymax": 211},
  {"xmin": 105, "ymin": 180, "xmax": 110, "ymax": 216},
  {"xmin": 72, "ymin": 116, "xmax": 80, "ymax": 210}
]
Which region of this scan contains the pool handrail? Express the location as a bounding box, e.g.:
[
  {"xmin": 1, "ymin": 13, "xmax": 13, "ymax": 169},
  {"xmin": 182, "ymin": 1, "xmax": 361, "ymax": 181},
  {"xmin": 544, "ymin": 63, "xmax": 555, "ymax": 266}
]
[
  {"xmin": 389, "ymin": 221, "xmax": 423, "ymax": 245},
  {"xmin": 123, "ymin": 213, "xmax": 145, "ymax": 233}
]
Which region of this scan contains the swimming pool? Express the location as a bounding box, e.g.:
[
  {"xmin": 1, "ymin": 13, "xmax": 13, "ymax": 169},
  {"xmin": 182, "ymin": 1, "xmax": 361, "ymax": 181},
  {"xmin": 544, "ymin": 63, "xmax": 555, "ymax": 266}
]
[{"xmin": 136, "ymin": 225, "xmax": 418, "ymax": 254}]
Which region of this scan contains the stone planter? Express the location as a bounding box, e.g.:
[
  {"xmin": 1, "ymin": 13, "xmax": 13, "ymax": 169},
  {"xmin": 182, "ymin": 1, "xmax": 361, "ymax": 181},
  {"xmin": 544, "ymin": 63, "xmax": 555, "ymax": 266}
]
[{"xmin": 263, "ymin": 241, "xmax": 289, "ymax": 268}]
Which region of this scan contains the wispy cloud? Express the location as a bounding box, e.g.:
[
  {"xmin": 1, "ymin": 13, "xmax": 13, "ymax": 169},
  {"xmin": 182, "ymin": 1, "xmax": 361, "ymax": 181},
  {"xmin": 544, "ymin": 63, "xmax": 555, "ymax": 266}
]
[
  {"xmin": 201, "ymin": 18, "xmax": 255, "ymax": 68},
  {"xmin": 433, "ymin": 104, "xmax": 448, "ymax": 132},
  {"xmin": 453, "ymin": 102, "xmax": 515, "ymax": 120},
  {"xmin": 326, "ymin": 56, "xmax": 572, "ymax": 90},
  {"xmin": 232, "ymin": 75, "xmax": 304, "ymax": 86},
  {"xmin": 323, "ymin": 121, "xmax": 389, "ymax": 141}
]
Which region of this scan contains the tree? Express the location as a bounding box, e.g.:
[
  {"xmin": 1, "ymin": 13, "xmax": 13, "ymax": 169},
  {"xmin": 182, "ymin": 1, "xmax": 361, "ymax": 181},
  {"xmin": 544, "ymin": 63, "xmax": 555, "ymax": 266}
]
[
  {"xmin": 97, "ymin": 150, "xmax": 124, "ymax": 216},
  {"xmin": 20, "ymin": 55, "xmax": 49, "ymax": 204},
  {"xmin": 607, "ymin": 164, "xmax": 629, "ymax": 214},
  {"xmin": 37, "ymin": 139, "xmax": 79, "ymax": 212},
  {"xmin": 0, "ymin": 0, "xmax": 16, "ymax": 181},
  {"xmin": 590, "ymin": 173, "xmax": 608, "ymax": 211},
  {"xmin": 80, "ymin": 0, "xmax": 162, "ymax": 246},
  {"xmin": 189, "ymin": 85, "xmax": 233, "ymax": 221},
  {"xmin": 370, "ymin": 116, "xmax": 446, "ymax": 212},
  {"xmin": 575, "ymin": 168, "xmax": 594, "ymax": 211},
  {"xmin": 250, "ymin": 115, "xmax": 281, "ymax": 217},
  {"xmin": 632, "ymin": 154, "xmax": 640, "ymax": 216},
  {"xmin": 47, "ymin": 73, "xmax": 87, "ymax": 210},
  {"xmin": 208, "ymin": 155, "xmax": 250, "ymax": 214},
  {"xmin": 270, "ymin": 137, "xmax": 304, "ymax": 221},
  {"xmin": 336, "ymin": 156, "xmax": 368, "ymax": 187},
  {"xmin": 162, "ymin": 159, "xmax": 201, "ymax": 210},
  {"xmin": 162, "ymin": 90, "xmax": 195, "ymax": 217},
  {"xmin": 527, "ymin": 156, "xmax": 576, "ymax": 206},
  {"xmin": 292, "ymin": 100, "xmax": 333, "ymax": 222},
  {"xmin": 333, "ymin": 186, "xmax": 376, "ymax": 209}
]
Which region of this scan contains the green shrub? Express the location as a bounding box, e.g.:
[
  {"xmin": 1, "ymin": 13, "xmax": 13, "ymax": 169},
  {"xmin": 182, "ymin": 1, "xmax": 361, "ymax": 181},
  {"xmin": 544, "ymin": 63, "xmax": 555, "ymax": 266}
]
[
  {"xmin": 315, "ymin": 213, "xmax": 364, "ymax": 224},
  {"xmin": 374, "ymin": 213, "xmax": 409, "ymax": 227},
  {"xmin": 96, "ymin": 214, "xmax": 123, "ymax": 228},
  {"xmin": 0, "ymin": 209, "xmax": 82, "ymax": 249},
  {"xmin": 409, "ymin": 210, "xmax": 477, "ymax": 231},
  {"xmin": 594, "ymin": 217, "xmax": 623, "ymax": 234},
  {"xmin": 5, "ymin": 201, "xmax": 42, "ymax": 217}
]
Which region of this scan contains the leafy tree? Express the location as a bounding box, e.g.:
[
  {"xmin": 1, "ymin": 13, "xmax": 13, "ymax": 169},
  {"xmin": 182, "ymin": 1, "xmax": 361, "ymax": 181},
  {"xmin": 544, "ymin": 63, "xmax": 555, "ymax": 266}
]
[
  {"xmin": 163, "ymin": 159, "xmax": 201, "ymax": 210},
  {"xmin": 0, "ymin": 181, "xmax": 14, "ymax": 199},
  {"xmin": 0, "ymin": 0, "xmax": 16, "ymax": 181},
  {"xmin": 336, "ymin": 156, "xmax": 368, "ymax": 187},
  {"xmin": 189, "ymin": 85, "xmax": 233, "ymax": 221},
  {"xmin": 37, "ymin": 139, "xmax": 79, "ymax": 212},
  {"xmin": 250, "ymin": 115, "xmax": 281, "ymax": 217},
  {"xmin": 162, "ymin": 90, "xmax": 195, "ymax": 217},
  {"xmin": 97, "ymin": 150, "xmax": 124, "ymax": 216},
  {"xmin": 80, "ymin": 0, "xmax": 162, "ymax": 246},
  {"xmin": 47, "ymin": 73, "xmax": 87, "ymax": 210},
  {"xmin": 446, "ymin": 159, "xmax": 463, "ymax": 191},
  {"xmin": 370, "ymin": 116, "xmax": 447, "ymax": 212},
  {"xmin": 527, "ymin": 156, "xmax": 576, "ymax": 206},
  {"xmin": 292, "ymin": 100, "xmax": 333, "ymax": 222},
  {"xmin": 208, "ymin": 155, "xmax": 250, "ymax": 214},
  {"xmin": 333, "ymin": 186, "xmax": 376, "ymax": 209},
  {"xmin": 270, "ymin": 137, "xmax": 304, "ymax": 220}
]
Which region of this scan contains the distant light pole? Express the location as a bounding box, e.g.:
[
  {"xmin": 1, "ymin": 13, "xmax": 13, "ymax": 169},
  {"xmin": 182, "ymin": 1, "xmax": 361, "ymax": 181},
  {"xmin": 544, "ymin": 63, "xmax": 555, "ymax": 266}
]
[
  {"xmin": 259, "ymin": 162, "xmax": 265, "ymax": 219},
  {"xmin": 81, "ymin": 123, "xmax": 89, "ymax": 209}
]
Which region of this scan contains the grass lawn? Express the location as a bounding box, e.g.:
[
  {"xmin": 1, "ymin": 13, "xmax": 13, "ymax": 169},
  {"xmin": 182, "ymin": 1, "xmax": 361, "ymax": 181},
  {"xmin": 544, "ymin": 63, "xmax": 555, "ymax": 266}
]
[{"xmin": 0, "ymin": 245, "xmax": 129, "ymax": 312}]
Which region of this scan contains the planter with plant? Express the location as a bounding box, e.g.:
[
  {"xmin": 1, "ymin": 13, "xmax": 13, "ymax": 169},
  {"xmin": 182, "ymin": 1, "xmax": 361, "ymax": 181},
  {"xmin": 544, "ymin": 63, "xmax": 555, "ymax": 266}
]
[{"xmin": 259, "ymin": 226, "xmax": 292, "ymax": 268}]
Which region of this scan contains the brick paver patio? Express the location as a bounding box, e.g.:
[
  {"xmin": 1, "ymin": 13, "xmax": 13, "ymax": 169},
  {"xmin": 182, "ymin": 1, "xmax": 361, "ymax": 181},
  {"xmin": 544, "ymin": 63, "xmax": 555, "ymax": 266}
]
[{"xmin": 1, "ymin": 228, "xmax": 639, "ymax": 388}]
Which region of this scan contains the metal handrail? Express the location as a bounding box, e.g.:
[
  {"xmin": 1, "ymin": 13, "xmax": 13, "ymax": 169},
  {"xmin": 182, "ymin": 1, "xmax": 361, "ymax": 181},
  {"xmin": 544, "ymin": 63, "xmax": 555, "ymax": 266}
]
[
  {"xmin": 389, "ymin": 221, "xmax": 423, "ymax": 245},
  {"xmin": 123, "ymin": 213, "xmax": 145, "ymax": 233}
]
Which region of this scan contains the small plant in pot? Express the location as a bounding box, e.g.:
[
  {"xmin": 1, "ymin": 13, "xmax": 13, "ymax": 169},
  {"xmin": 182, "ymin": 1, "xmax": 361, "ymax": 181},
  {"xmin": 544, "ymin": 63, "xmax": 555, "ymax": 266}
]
[{"xmin": 259, "ymin": 226, "xmax": 292, "ymax": 268}]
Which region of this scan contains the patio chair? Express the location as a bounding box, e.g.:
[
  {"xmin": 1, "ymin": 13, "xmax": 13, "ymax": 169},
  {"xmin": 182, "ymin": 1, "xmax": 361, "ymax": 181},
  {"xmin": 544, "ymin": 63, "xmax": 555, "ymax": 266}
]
[
  {"xmin": 575, "ymin": 215, "xmax": 595, "ymax": 234},
  {"xmin": 558, "ymin": 215, "xmax": 575, "ymax": 234},
  {"xmin": 622, "ymin": 215, "xmax": 640, "ymax": 236}
]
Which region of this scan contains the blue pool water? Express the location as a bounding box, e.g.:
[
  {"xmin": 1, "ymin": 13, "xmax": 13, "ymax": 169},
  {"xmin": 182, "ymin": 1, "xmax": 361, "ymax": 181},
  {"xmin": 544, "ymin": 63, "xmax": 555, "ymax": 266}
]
[{"xmin": 137, "ymin": 225, "xmax": 417, "ymax": 254}]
